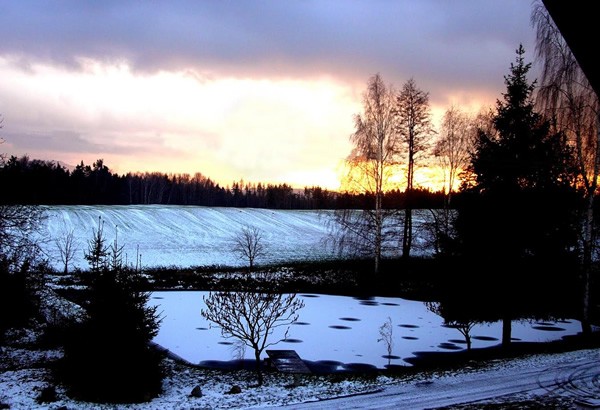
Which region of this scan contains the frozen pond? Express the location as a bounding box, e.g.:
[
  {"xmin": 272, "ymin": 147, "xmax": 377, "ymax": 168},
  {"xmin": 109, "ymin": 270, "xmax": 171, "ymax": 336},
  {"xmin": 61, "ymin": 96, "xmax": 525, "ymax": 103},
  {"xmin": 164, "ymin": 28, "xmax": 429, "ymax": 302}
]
[{"xmin": 149, "ymin": 291, "xmax": 581, "ymax": 371}]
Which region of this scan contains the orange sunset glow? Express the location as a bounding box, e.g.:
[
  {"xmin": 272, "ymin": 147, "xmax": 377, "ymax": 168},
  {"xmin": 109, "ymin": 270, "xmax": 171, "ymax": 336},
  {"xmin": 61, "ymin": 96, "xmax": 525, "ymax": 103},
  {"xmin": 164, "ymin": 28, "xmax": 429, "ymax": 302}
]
[{"xmin": 0, "ymin": 2, "xmax": 537, "ymax": 192}]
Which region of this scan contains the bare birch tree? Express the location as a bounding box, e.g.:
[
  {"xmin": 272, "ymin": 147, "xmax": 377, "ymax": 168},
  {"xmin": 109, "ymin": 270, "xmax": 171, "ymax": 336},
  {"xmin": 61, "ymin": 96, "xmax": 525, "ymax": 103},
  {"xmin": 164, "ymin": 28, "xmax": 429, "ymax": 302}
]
[
  {"xmin": 435, "ymin": 105, "xmax": 473, "ymax": 203},
  {"xmin": 427, "ymin": 105, "xmax": 473, "ymax": 255},
  {"xmin": 332, "ymin": 73, "xmax": 400, "ymax": 273},
  {"xmin": 396, "ymin": 78, "xmax": 435, "ymax": 258},
  {"xmin": 532, "ymin": 2, "xmax": 600, "ymax": 335}
]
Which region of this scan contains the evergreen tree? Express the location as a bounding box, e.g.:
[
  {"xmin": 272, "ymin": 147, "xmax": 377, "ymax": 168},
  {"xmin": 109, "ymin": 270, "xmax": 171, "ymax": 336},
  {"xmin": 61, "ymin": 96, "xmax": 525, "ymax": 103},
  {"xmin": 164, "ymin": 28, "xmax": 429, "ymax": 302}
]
[
  {"xmin": 60, "ymin": 227, "xmax": 164, "ymax": 403},
  {"xmin": 454, "ymin": 45, "xmax": 580, "ymax": 346}
]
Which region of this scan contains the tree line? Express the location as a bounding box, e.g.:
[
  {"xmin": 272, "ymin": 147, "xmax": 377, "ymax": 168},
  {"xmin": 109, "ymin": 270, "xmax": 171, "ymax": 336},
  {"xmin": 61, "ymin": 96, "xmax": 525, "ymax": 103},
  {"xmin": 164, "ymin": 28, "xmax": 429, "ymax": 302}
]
[{"xmin": 0, "ymin": 155, "xmax": 445, "ymax": 209}]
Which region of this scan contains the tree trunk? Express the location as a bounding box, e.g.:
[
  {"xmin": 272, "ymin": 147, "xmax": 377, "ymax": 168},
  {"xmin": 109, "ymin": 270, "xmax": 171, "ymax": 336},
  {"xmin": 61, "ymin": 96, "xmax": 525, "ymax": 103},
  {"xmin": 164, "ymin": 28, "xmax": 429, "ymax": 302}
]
[
  {"xmin": 501, "ymin": 315, "xmax": 512, "ymax": 348},
  {"xmin": 402, "ymin": 207, "xmax": 412, "ymax": 258},
  {"xmin": 254, "ymin": 350, "xmax": 263, "ymax": 386}
]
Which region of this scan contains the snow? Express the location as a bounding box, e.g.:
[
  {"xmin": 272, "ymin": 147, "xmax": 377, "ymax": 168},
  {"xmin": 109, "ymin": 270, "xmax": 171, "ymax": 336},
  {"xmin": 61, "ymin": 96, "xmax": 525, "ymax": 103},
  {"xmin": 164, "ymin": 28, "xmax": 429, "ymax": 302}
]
[
  {"xmin": 38, "ymin": 205, "xmax": 434, "ymax": 271},
  {"xmin": 3, "ymin": 205, "xmax": 595, "ymax": 408},
  {"xmin": 39, "ymin": 205, "xmax": 339, "ymax": 271},
  {"xmin": 149, "ymin": 291, "xmax": 582, "ymax": 370},
  {"xmin": 1, "ymin": 329, "xmax": 598, "ymax": 409}
]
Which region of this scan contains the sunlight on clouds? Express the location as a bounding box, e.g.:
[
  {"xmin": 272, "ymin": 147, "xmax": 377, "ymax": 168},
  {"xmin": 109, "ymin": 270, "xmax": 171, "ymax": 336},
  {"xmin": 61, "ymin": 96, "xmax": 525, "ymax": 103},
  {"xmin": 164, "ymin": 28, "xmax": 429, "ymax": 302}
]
[
  {"xmin": 0, "ymin": 57, "xmax": 485, "ymax": 192},
  {"xmin": 0, "ymin": 57, "xmax": 357, "ymax": 189}
]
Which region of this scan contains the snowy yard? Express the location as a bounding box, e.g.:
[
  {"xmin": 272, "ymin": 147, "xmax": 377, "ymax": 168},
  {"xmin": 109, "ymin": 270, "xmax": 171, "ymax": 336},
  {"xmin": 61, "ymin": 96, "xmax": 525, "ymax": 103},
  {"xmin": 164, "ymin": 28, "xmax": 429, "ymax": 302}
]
[{"xmin": 1, "ymin": 327, "xmax": 598, "ymax": 409}]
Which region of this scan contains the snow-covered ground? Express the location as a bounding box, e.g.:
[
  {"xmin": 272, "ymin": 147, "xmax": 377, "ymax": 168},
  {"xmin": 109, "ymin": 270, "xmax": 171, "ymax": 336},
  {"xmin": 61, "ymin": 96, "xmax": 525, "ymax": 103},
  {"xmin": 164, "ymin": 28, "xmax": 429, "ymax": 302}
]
[
  {"xmin": 39, "ymin": 205, "xmax": 339, "ymax": 271},
  {"xmin": 1, "ymin": 327, "xmax": 598, "ymax": 409},
  {"xmin": 12, "ymin": 205, "xmax": 596, "ymax": 408}
]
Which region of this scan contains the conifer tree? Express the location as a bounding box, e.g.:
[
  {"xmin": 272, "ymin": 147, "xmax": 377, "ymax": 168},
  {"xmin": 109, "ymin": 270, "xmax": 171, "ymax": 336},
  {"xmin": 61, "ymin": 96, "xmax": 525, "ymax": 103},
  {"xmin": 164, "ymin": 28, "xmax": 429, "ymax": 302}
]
[
  {"xmin": 455, "ymin": 45, "xmax": 580, "ymax": 346},
  {"xmin": 60, "ymin": 226, "xmax": 163, "ymax": 403}
]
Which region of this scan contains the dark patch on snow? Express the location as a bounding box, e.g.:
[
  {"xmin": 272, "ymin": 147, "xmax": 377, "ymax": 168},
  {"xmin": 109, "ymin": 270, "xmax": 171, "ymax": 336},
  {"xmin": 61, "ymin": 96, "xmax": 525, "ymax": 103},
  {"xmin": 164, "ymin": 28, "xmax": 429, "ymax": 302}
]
[
  {"xmin": 438, "ymin": 342, "xmax": 462, "ymax": 350},
  {"xmin": 448, "ymin": 339, "xmax": 468, "ymax": 344},
  {"xmin": 532, "ymin": 325, "xmax": 566, "ymax": 331},
  {"xmin": 472, "ymin": 335, "xmax": 499, "ymax": 341},
  {"xmin": 342, "ymin": 363, "xmax": 378, "ymax": 372}
]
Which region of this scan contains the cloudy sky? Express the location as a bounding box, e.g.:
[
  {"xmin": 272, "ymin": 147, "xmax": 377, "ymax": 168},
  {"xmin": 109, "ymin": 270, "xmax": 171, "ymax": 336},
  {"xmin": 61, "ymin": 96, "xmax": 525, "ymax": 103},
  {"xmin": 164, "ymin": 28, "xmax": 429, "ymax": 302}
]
[{"xmin": 0, "ymin": 1, "xmax": 539, "ymax": 190}]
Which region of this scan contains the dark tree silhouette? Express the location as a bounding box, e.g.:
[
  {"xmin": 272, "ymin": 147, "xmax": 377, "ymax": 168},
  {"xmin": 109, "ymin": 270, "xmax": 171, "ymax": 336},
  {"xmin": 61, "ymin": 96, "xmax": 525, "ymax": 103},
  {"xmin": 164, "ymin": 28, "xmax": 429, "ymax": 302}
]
[
  {"xmin": 396, "ymin": 78, "xmax": 435, "ymax": 258},
  {"xmin": 0, "ymin": 132, "xmax": 48, "ymax": 344},
  {"xmin": 455, "ymin": 45, "xmax": 580, "ymax": 347},
  {"xmin": 201, "ymin": 273, "xmax": 305, "ymax": 386},
  {"xmin": 60, "ymin": 226, "xmax": 164, "ymax": 403}
]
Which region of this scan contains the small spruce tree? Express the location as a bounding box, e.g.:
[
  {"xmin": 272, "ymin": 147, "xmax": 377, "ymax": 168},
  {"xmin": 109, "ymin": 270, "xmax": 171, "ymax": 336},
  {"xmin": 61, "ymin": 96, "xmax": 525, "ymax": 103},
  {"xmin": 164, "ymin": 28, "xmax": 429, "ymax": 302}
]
[{"xmin": 60, "ymin": 224, "xmax": 164, "ymax": 403}]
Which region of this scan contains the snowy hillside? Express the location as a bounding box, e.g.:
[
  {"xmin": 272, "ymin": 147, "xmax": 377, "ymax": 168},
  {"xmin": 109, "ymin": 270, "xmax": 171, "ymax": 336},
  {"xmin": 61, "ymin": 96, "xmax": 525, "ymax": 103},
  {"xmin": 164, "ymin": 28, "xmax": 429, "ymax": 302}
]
[{"xmin": 38, "ymin": 205, "xmax": 339, "ymax": 271}]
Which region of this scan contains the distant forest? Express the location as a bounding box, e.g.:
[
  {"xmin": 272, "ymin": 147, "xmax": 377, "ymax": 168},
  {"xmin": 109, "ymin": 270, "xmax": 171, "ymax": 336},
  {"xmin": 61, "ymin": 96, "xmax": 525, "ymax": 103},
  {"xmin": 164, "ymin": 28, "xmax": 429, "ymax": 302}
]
[{"xmin": 0, "ymin": 156, "xmax": 445, "ymax": 209}]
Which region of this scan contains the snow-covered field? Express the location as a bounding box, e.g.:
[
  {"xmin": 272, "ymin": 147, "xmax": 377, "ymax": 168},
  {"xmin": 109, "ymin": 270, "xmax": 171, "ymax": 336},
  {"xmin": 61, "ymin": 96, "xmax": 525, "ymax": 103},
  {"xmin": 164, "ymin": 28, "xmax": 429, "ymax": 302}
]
[{"xmin": 39, "ymin": 205, "xmax": 339, "ymax": 271}]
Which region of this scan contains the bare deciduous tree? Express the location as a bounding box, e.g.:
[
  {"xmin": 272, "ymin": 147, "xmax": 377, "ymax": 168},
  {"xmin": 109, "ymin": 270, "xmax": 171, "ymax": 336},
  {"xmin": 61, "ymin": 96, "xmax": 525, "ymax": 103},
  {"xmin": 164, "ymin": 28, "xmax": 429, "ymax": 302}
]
[
  {"xmin": 55, "ymin": 227, "xmax": 78, "ymax": 274},
  {"xmin": 0, "ymin": 205, "xmax": 45, "ymax": 270},
  {"xmin": 377, "ymin": 316, "xmax": 394, "ymax": 365},
  {"xmin": 333, "ymin": 73, "xmax": 400, "ymax": 273},
  {"xmin": 532, "ymin": 1, "xmax": 600, "ymax": 335},
  {"xmin": 428, "ymin": 105, "xmax": 480, "ymax": 255},
  {"xmin": 201, "ymin": 274, "xmax": 305, "ymax": 386},
  {"xmin": 396, "ymin": 78, "xmax": 436, "ymax": 258},
  {"xmin": 434, "ymin": 105, "xmax": 472, "ymax": 203},
  {"xmin": 232, "ymin": 225, "xmax": 266, "ymax": 271}
]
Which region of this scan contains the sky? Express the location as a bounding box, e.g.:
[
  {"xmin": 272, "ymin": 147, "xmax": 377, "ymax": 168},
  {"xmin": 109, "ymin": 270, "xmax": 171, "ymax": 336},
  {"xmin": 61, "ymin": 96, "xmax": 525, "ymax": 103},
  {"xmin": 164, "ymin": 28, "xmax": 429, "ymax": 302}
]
[{"xmin": 0, "ymin": 1, "xmax": 540, "ymax": 191}]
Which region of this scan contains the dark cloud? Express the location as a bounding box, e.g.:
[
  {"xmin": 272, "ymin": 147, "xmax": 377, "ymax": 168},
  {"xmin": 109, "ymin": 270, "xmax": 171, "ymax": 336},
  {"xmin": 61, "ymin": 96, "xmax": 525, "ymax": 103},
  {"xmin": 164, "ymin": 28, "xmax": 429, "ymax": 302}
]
[
  {"xmin": 3, "ymin": 128, "xmax": 184, "ymax": 158},
  {"xmin": 3, "ymin": 130, "xmax": 99, "ymax": 154},
  {"xmin": 0, "ymin": 0, "xmax": 537, "ymax": 88}
]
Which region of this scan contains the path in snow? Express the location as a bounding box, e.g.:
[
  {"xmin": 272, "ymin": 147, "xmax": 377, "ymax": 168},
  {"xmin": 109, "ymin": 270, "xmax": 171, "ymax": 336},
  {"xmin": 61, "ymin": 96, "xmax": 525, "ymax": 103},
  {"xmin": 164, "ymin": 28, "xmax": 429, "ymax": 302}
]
[{"xmin": 284, "ymin": 348, "xmax": 600, "ymax": 409}]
